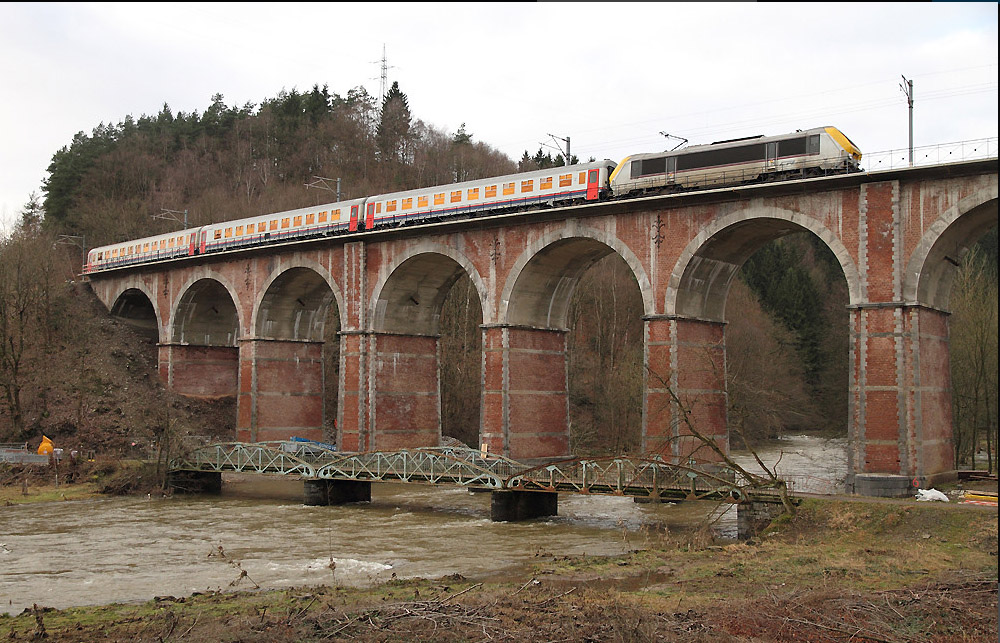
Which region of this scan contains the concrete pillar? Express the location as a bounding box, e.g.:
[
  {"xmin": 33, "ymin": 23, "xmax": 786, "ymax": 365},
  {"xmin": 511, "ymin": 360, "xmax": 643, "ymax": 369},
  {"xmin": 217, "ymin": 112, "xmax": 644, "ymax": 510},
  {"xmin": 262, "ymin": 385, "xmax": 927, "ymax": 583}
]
[
  {"xmin": 490, "ymin": 490, "xmax": 558, "ymax": 521},
  {"xmin": 168, "ymin": 470, "xmax": 222, "ymax": 494},
  {"xmin": 481, "ymin": 325, "xmax": 570, "ymax": 461},
  {"xmin": 643, "ymin": 316, "xmax": 728, "ymax": 462},
  {"xmin": 303, "ymin": 479, "xmax": 372, "ymax": 506},
  {"xmin": 237, "ymin": 338, "xmax": 324, "ymax": 443},
  {"xmin": 369, "ymin": 332, "xmax": 441, "ymax": 450},
  {"xmin": 158, "ymin": 344, "xmax": 239, "ymax": 398},
  {"xmin": 847, "ymin": 304, "xmax": 956, "ymax": 496}
]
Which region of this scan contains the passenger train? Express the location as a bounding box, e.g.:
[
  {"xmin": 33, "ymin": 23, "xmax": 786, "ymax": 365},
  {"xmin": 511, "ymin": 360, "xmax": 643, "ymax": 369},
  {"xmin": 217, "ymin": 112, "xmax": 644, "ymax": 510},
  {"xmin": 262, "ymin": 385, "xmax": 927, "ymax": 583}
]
[{"xmin": 83, "ymin": 126, "xmax": 862, "ymax": 273}]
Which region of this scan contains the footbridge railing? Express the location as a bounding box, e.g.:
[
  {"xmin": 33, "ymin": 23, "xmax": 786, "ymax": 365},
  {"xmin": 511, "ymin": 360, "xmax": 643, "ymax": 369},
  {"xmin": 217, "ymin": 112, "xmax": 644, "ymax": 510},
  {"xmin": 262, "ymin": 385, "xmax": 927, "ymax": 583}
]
[{"xmin": 169, "ymin": 442, "xmax": 786, "ymax": 502}]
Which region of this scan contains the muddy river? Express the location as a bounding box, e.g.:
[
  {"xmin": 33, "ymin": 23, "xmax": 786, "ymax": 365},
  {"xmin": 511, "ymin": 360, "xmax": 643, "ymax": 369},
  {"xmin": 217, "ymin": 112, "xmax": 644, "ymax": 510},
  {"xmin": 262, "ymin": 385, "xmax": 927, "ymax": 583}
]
[{"xmin": 1, "ymin": 435, "xmax": 847, "ymax": 616}]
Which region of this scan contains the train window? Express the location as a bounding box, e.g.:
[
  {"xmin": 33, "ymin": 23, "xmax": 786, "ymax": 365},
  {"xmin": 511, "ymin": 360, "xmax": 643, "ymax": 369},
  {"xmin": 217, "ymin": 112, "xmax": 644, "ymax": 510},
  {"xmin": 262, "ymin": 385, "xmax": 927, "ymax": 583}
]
[
  {"xmin": 281, "ymin": 218, "xmax": 290, "ymax": 229},
  {"xmin": 214, "ymin": 231, "xmax": 222, "ymax": 240},
  {"xmin": 807, "ymin": 135, "xmax": 821, "ymax": 154},
  {"xmin": 97, "ymin": 252, "xmax": 103, "ymax": 260},
  {"xmin": 168, "ymin": 238, "xmax": 175, "ymax": 247},
  {"xmin": 402, "ymin": 198, "xmax": 412, "ymax": 210},
  {"xmin": 467, "ymin": 188, "xmax": 479, "ymax": 200},
  {"xmin": 259, "ymin": 222, "xmax": 267, "ymax": 233},
  {"xmin": 578, "ymin": 172, "xmax": 586, "ymax": 184},
  {"xmin": 306, "ymin": 214, "xmax": 315, "ymax": 224},
  {"xmin": 418, "ymin": 196, "xmax": 429, "ymax": 208},
  {"xmin": 777, "ymin": 137, "xmax": 807, "ymax": 157},
  {"xmin": 503, "ymin": 182, "xmax": 515, "ymax": 196},
  {"xmin": 677, "ymin": 143, "xmax": 766, "ymax": 171},
  {"xmin": 386, "ymin": 200, "xmax": 396, "ymax": 212},
  {"xmin": 376, "ymin": 202, "xmax": 382, "ymax": 214},
  {"xmin": 485, "ymin": 185, "xmax": 497, "ymax": 198},
  {"xmin": 144, "ymin": 243, "xmax": 150, "ymax": 252},
  {"xmin": 450, "ymin": 190, "xmax": 462, "ymax": 203},
  {"xmin": 269, "ymin": 220, "xmax": 278, "ymax": 231},
  {"xmin": 330, "ymin": 209, "xmax": 339, "ymax": 221},
  {"xmin": 235, "ymin": 226, "xmax": 243, "ymax": 236},
  {"xmin": 434, "ymin": 193, "xmax": 445, "ymax": 205},
  {"xmin": 633, "ymin": 157, "xmax": 666, "ymax": 178},
  {"xmin": 540, "ymin": 177, "xmax": 552, "ymax": 190},
  {"xmin": 160, "ymin": 240, "xmax": 166, "ymax": 249},
  {"xmin": 293, "ymin": 216, "xmax": 302, "ymax": 226},
  {"xmin": 318, "ymin": 211, "xmax": 327, "ymax": 223},
  {"xmin": 520, "ymin": 180, "xmax": 533, "ymax": 193},
  {"xmin": 559, "ymin": 174, "xmax": 572, "ymax": 187},
  {"xmin": 225, "ymin": 228, "xmax": 233, "ymax": 238}
]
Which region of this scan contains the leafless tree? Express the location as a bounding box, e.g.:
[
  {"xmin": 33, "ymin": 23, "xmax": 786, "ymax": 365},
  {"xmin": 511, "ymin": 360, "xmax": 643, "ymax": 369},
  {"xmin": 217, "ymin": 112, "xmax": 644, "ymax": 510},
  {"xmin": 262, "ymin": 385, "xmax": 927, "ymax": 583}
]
[
  {"xmin": 0, "ymin": 231, "xmax": 57, "ymax": 437},
  {"xmin": 949, "ymin": 245, "xmax": 998, "ymax": 472}
]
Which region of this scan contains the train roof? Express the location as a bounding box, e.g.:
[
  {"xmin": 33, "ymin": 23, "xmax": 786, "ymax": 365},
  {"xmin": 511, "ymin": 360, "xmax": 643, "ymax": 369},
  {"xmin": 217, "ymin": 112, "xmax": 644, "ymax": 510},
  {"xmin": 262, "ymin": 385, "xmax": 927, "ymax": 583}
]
[
  {"xmin": 369, "ymin": 159, "xmax": 617, "ymax": 202},
  {"xmin": 627, "ymin": 126, "xmax": 840, "ymax": 161}
]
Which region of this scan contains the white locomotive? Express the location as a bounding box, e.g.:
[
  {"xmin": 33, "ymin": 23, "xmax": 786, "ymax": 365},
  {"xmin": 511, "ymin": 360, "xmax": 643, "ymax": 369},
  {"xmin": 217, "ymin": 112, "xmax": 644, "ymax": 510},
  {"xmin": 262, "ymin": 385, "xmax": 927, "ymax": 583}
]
[{"xmin": 84, "ymin": 126, "xmax": 862, "ymax": 273}]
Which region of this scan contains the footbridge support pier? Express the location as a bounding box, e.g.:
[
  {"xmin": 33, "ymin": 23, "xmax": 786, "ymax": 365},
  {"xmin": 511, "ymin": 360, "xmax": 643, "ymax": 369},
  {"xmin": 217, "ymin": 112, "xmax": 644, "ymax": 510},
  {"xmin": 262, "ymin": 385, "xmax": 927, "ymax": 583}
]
[
  {"xmin": 303, "ymin": 479, "xmax": 372, "ymax": 506},
  {"xmin": 490, "ymin": 490, "xmax": 558, "ymax": 522},
  {"xmin": 168, "ymin": 470, "xmax": 222, "ymax": 494}
]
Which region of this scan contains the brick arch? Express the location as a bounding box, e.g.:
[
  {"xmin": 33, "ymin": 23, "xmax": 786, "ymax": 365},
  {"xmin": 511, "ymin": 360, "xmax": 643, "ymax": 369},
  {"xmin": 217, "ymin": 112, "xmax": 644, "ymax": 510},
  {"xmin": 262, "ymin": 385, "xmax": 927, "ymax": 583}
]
[
  {"xmin": 368, "ymin": 242, "xmax": 488, "ymax": 334},
  {"xmin": 105, "ymin": 279, "xmax": 162, "ymax": 342},
  {"xmin": 666, "ymin": 206, "xmax": 862, "ymax": 321},
  {"xmin": 169, "ymin": 273, "xmax": 244, "ymax": 345},
  {"xmin": 251, "ymin": 257, "xmax": 344, "ymax": 333},
  {"xmin": 903, "ymin": 185, "xmax": 998, "ymax": 310},
  {"xmin": 252, "ymin": 262, "xmax": 341, "ymax": 340},
  {"xmin": 499, "ymin": 223, "xmax": 654, "ymax": 327}
]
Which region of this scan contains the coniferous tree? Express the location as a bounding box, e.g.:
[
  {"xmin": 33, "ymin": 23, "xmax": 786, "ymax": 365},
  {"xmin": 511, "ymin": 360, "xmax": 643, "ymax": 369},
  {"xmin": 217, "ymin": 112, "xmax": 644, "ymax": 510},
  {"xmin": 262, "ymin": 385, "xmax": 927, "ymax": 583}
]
[{"xmin": 376, "ymin": 81, "xmax": 412, "ymax": 164}]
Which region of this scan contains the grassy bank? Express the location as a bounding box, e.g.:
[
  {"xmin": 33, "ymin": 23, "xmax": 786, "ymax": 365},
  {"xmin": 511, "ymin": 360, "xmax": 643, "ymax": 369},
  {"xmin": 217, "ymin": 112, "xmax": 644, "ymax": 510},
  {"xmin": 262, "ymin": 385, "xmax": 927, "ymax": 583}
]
[
  {"xmin": 0, "ymin": 459, "xmax": 161, "ymax": 506},
  {"xmin": 2, "ymin": 497, "xmax": 995, "ymax": 642}
]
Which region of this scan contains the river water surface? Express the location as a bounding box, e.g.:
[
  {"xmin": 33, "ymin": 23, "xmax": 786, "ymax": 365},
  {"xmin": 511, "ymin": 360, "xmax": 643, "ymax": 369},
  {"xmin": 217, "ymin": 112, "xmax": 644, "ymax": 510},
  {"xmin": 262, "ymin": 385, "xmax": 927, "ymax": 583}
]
[{"xmin": 1, "ymin": 434, "xmax": 847, "ymax": 616}]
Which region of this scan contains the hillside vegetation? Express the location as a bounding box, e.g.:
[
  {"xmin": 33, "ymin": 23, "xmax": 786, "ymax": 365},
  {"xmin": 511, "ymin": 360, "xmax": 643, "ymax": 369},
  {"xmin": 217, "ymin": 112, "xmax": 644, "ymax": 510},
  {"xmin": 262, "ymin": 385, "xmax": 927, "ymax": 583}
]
[{"xmin": 1, "ymin": 84, "xmax": 995, "ymax": 469}]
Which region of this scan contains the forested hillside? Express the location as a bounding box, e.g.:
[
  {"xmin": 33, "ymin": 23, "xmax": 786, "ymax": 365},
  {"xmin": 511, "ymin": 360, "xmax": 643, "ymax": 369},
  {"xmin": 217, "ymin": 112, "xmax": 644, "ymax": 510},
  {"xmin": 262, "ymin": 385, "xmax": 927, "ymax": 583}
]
[{"xmin": 1, "ymin": 84, "xmax": 995, "ymax": 471}]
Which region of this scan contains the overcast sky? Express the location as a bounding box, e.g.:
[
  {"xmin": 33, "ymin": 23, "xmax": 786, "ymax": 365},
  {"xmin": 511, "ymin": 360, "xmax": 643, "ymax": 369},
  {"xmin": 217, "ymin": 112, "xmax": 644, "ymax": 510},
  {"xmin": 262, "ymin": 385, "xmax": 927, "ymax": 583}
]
[{"xmin": 1, "ymin": 2, "xmax": 996, "ymax": 232}]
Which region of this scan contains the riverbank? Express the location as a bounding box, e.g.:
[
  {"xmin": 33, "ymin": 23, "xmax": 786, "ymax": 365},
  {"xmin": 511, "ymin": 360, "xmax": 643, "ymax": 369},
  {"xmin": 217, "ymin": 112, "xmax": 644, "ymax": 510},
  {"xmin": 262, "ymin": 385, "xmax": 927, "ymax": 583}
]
[
  {"xmin": 0, "ymin": 459, "xmax": 164, "ymax": 506},
  {"xmin": 2, "ymin": 496, "xmax": 996, "ymax": 642}
]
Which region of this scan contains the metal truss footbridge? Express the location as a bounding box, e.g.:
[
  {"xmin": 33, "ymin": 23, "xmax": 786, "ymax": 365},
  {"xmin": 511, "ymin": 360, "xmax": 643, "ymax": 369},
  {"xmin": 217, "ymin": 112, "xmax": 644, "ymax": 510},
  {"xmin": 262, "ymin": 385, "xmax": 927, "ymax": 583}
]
[{"xmin": 169, "ymin": 441, "xmax": 790, "ymax": 503}]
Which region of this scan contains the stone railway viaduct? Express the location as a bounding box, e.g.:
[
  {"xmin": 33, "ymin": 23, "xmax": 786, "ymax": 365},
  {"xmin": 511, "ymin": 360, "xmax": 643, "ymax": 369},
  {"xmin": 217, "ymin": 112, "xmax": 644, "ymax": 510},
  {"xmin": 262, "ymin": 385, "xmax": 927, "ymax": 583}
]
[{"xmin": 87, "ymin": 159, "xmax": 998, "ymax": 497}]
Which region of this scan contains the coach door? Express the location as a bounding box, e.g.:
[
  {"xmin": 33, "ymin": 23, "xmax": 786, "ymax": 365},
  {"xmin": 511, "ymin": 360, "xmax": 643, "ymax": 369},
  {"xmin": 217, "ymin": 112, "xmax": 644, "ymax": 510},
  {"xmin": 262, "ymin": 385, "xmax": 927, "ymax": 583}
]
[
  {"xmin": 365, "ymin": 203, "xmax": 376, "ymax": 230},
  {"xmin": 586, "ymin": 169, "xmax": 601, "ymax": 200},
  {"xmin": 349, "ymin": 205, "xmax": 359, "ymax": 231},
  {"xmin": 765, "ymin": 141, "xmax": 778, "ymax": 171},
  {"xmin": 189, "ymin": 233, "xmax": 197, "ymax": 255},
  {"xmin": 199, "ymin": 230, "xmax": 207, "ymax": 254}
]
